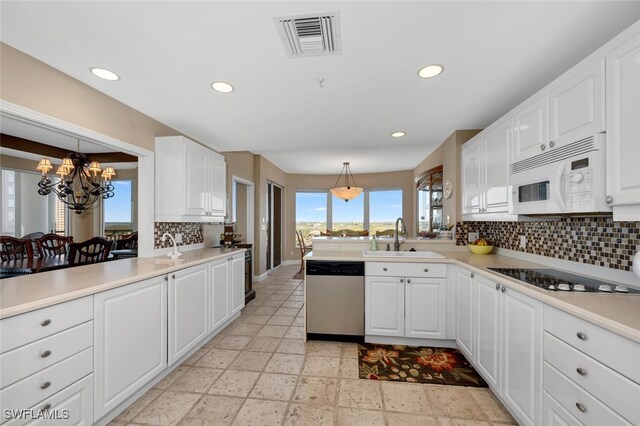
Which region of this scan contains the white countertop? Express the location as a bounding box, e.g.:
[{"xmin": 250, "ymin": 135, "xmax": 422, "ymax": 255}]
[
  {"xmin": 305, "ymin": 249, "xmax": 640, "ymax": 344},
  {"xmin": 0, "ymin": 248, "xmax": 244, "ymax": 319}
]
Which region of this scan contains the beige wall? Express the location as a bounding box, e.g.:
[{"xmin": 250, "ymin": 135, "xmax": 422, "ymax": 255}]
[
  {"xmin": 283, "ymin": 170, "xmax": 415, "ymax": 262},
  {"xmin": 413, "ymin": 130, "xmax": 481, "ymax": 227}
]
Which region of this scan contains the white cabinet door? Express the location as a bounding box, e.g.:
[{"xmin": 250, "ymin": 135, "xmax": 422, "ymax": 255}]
[
  {"xmin": 365, "ymin": 276, "xmax": 405, "ymax": 337},
  {"xmin": 23, "ymin": 374, "xmax": 94, "ymax": 426},
  {"xmin": 550, "ymin": 59, "xmax": 605, "ymax": 148},
  {"xmin": 455, "ymin": 268, "xmax": 474, "ymax": 360},
  {"xmin": 405, "ymin": 278, "xmax": 446, "ymax": 339},
  {"xmin": 502, "ymin": 286, "xmax": 542, "ymax": 426},
  {"xmin": 461, "ymin": 138, "xmax": 483, "ymax": 214},
  {"xmin": 511, "ymin": 96, "xmax": 549, "ymax": 164},
  {"xmin": 483, "ymin": 122, "xmax": 511, "ymax": 213},
  {"xmin": 209, "ymin": 258, "xmax": 230, "ymax": 331},
  {"xmin": 230, "ymin": 254, "xmax": 245, "ymax": 316},
  {"xmin": 184, "ymin": 144, "xmax": 208, "ymax": 216},
  {"xmin": 475, "ymin": 275, "xmax": 501, "ymax": 390},
  {"xmin": 168, "ymin": 265, "xmax": 208, "ymax": 366},
  {"xmin": 93, "ymin": 276, "xmax": 167, "ymax": 420},
  {"xmin": 209, "ymin": 156, "xmax": 226, "ymax": 217},
  {"xmin": 543, "ymin": 392, "xmax": 582, "ymax": 426},
  {"xmin": 606, "ymin": 33, "xmax": 640, "ymax": 206}
]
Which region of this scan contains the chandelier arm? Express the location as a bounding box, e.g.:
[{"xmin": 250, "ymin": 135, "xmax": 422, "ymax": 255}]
[{"xmin": 346, "ymin": 164, "xmax": 358, "ymax": 188}]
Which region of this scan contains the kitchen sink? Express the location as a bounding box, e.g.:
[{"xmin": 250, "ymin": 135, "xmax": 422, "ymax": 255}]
[
  {"xmin": 152, "ymin": 258, "xmax": 186, "ymax": 265},
  {"xmin": 362, "ymin": 250, "xmax": 445, "ymax": 259}
]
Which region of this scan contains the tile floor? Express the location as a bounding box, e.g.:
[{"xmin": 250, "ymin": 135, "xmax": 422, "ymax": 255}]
[{"xmin": 110, "ymin": 265, "xmax": 517, "ymax": 426}]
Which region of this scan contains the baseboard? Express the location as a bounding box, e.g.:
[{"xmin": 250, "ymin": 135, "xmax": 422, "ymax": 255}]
[
  {"xmin": 365, "ymin": 336, "xmax": 458, "ymax": 348},
  {"xmin": 253, "ymin": 271, "xmax": 268, "ymax": 282}
]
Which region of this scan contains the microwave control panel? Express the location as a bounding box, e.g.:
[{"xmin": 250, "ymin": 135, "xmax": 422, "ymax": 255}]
[{"xmin": 568, "ymin": 165, "xmax": 592, "ymax": 208}]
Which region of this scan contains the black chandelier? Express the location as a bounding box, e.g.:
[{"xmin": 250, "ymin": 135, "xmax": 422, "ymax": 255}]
[{"xmin": 36, "ymin": 141, "xmax": 116, "ymax": 214}]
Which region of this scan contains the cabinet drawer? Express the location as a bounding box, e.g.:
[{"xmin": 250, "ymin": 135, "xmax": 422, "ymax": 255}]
[
  {"xmin": 365, "ymin": 262, "xmax": 446, "ymax": 278},
  {"xmin": 543, "ymin": 362, "xmax": 631, "ymax": 426},
  {"xmin": 0, "ymin": 348, "xmax": 92, "ymax": 415},
  {"xmin": 4, "ymin": 374, "xmax": 93, "ymax": 426},
  {"xmin": 1, "ymin": 322, "xmax": 93, "ymax": 389},
  {"xmin": 544, "ymin": 332, "xmax": 640, "ymax": 425},
  {"xmin": 0, "ymin": 297, "xmax": 93, "ymax": 354},
  {"xmin": 544, "ymin": 305, "xmax": 640, "ymax": 384},
  {"xmin": 543, "ymin": 391, "xmax": 581, "ymax": 426}
]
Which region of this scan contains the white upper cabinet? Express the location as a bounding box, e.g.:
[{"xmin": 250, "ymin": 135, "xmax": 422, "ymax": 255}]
[
  {"xmin": 511, "ymin": 95, "xmax": 549, "ymax": 164},
  {"xmin": 606, "ymin": 32, "xmax": 640, "ymax": 209},
  {"xmin": 461, "ymin": 138, "xmax": 483, "ymax": 214},
  {"xmin": 549, "ymin": 59, "xmax": 605, "ymax": 148},
  {"xmin": 155, "ymin": 136, "xmax": 226, "ymax": 222}
]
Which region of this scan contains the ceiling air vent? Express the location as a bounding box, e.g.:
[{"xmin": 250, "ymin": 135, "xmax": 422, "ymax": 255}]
[{"xmin": 274, "ymin": 12, "xmax": 341, "ymax": 58}]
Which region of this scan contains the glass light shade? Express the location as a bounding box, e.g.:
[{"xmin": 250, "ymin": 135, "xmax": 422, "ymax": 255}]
[
  {"xmin": 418, "ymin": 64, "xmax": 444, "ymax": 78},
  {"xmin": 36, "ymin": 158, "xmax": 53, "ymax": 174},
  {"xmin": 101, "ymin": 166, "xmax": 116, "ymax": 180},
  {"xmin": 330, "ymin": 186, "xmax": 363, "ymax": 201},
  {"xmin": 61, "ymin": 158, "xmax": 75, "ymax": 172},
  {"xmin": 88, "ymin": 161, "xmax": 102, "ymax": 175},
  {"xmin": 55, "ymin": 166, "xmax": 68, "ymax": 178}
]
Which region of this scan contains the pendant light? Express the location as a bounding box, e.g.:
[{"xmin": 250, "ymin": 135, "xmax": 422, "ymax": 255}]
[{"xmin": 330, "ymin": 162, "xmax": 363, "ymax": 202}]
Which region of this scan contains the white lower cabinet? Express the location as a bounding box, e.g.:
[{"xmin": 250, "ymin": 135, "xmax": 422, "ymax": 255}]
[
  {"xmin": 93, "ymin": 276, "xmax": 167, "ymax": 420},
  {"xmin": 168, "ymin": 264, "xmax": 208, "ymax": 366},
  {"xmin": 455, "ymin": 268, "xmax": 475, "ymax": 359},
  {"xmin": 209, "ymin": 258, "xmax": 230, "ymax": 331},
  {"xmin": 475, "ymin": 274, "xmax": 501, "ymax": 389},
  {"xmin": 365, "ymin": 263, "xmax": 447, "ymax": 341},
  {"xmin": 543, "ymin": 391, "xmax": 581, "ymax": 426},
  {"xmin": 230, "ymin": 254, "xmax": 245, "ymax": 316}
]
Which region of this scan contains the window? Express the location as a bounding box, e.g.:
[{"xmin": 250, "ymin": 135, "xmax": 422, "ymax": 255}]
[
  {"xmin": 416, "ymin": 166, "xmax": 443, "ymax": 233},
  {"xmin": 369, "ymin": 189, "xmax": 403, "ymax": 236},
  {"xmin": 103, "ymin": 180, "xmax": 134, "ymax": 239},
  {"xmin": 295, "ymin": 192, "xmax": 328, "ymax": 247},
  {"xmin": 332, "ymin": 194, "xmax": 364, "ymax": 232}
]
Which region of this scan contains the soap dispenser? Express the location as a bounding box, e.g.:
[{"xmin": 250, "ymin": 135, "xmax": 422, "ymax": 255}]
[{"xmin": 370, "ymin": 236, "xmax": 378, "ymax": 251}]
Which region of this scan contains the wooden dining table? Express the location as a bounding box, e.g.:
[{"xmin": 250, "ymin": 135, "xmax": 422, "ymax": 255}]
[{"xmin": 0, "ymin": 255, "xmax": 69, "ymax": 278}]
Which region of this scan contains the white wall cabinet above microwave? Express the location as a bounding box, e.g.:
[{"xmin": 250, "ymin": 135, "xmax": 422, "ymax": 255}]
[
  {"xmin": 606, "ymin": 32, "xmax": 640, "ymax": 218},
  {"xmin": 155, "ymin": 136, "xmax": 226, "ymax": 222},
  {"xmin": 462, "ymin": 120, "xmax": 512, "ymax": 219}
]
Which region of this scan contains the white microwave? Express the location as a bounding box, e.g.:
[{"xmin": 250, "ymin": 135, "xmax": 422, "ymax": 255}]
[{"xmin": 509, "ymin": 134, "xmax": 611, "ymax": 215}]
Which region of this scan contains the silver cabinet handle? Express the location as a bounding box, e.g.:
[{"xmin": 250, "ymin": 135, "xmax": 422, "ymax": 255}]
[
  {"xmin": 605, "ymin": 195, "xmax": 613, "ymax": 204},
  {"xmin": 576, "ymin": 367, "xmax": 587, "ymax": 376},
  {"xmin": 407, "ymin": 279, "xmax": 411, "ymax": 284},
  {"xmin": 575, "ymin": 402, "xmax": 586, "ymax": 413},
  {"xmin": 549, "ymin": 141, "xmax": 555, "ymax": 148},
  {"xmin": 423, "ymin": 268, "xmax": 429, "ymax": 272},
  {"xmin": 576, "ymin": 332, "xmax": 587, "ymax": 341},
  {"xmin": 40, "ymin": 381, "xmax": 51, "ymax": 390},
  {"xmin": 383, "ymin": 267, "xmax": 387, "ymax": 271},
  {"xmin": 400, "ymin": 278, "xmax": 404, "ymax": 283},
  {"xmin": 41, "ymin": 319, "xmax": 51, "ymax": 327},
  {"xmin": 172, "ymin": 274, "xmax": 176, "ymax": 279},
  {"xmin": 501, "ymin": 286, "xmax": 506, "ymax": 293},
  {"xmin": 470, "ymin": 272, "xmax": 475, "ymax": 278},
  {"xmin": 40, "ymin": 350, "xmax": 52, "ymax": 358},
  {"xmin": 541, "ymin": 144, "xmax": 546, "ymax": 151},
  {"xmin": 496, "ymin": 283, "xmax": 500, "ymax": 290}
]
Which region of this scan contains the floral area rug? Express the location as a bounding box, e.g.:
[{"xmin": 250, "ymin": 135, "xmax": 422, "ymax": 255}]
[{"xmin": 358, "ymin": 343, "xmax": 487, "ymax": 387}]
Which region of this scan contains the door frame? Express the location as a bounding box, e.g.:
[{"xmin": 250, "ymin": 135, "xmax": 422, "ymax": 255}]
[
  {"xmin": 0, "ymin": 100, "xmax": 155, "ymax": 256},
  {"xmin": 266, "ymin": 180, "xmax": 283, "ymax": 271},
  {"xmin": 231, "ymin": 175, "xmax": 254, "ymax": 245}
]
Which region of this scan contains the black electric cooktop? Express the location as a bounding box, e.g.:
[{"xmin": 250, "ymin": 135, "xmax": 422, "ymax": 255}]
[{"xmin": 488, "ymin": 268, "xmax": 640, "ymax": 294}]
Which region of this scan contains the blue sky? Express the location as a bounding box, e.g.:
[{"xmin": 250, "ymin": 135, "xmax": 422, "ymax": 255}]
[
  {"xmin": 104, "ymin": 180, "xmax": 132, "ymax": 223},
  {"xmin": 295, "ymin": 190, "xmax": 402, "ymax": 222}
]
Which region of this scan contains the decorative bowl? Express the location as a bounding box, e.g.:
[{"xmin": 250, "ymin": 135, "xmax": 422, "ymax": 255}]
[{"xmin": 467, "ymin": 244, "xmax": 494, "ymax": 255}]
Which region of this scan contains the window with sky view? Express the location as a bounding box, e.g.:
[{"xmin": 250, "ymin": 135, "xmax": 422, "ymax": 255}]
[{"xmin": 104, "ymin": 180, "xmax": 133, "ymax": 238}]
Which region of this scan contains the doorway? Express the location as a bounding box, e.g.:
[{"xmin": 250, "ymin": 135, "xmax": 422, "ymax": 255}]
[
  {"xmin": 266, "ymin": 181, "xmax": 283, "ymax": 270},
  {"xmin": 231, "ymin": 176, "xmax": 255, "ymax": 246}
]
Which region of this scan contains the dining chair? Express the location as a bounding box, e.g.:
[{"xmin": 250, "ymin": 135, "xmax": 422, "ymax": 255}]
[
  {"xmin": 0, "ymin": 236, "xmax": 34, "ymax": 261},
  {"xmin": 68, "ymin": 237, "xmax": 112, "ymax": 266},
  {"xmin": 376, "ymin": 229, "xmax": 406, "ymax": 237},
  {"xmin": 115, "ymin": 232, "xmax": 138, "ymax": 250},
  {"xmin": 21, "ymin": 232, "xmax": 45, "ymax": 257},
  {"xmin": 36, "ymin": 234, "xmax": 74, "ymax": 257}
]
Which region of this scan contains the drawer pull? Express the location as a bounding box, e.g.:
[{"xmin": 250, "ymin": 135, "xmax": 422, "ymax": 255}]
[
  {"xmin": 40, "ymin": 381, "xmax": 51, "ymax": 390},
  {"xmin": 40, "ymin": 350, "xmax": 52, "ymax": 358},
  {"xmin": 575, "ymin": 402, "xmax": 587, "ymax": 413},
  {"xmin": 383, "ymin": 267, "xmax": 388, "ymax": 271},
  {"xmin": 423, "ymin": 268, "xmax": 429, "ymax": 272},
  {"xmin": 576, "ymin": 332, "xmax": 587, "ymax": 341},
  {"xmin": 495, "ymin": 284, "xmax": 500, "ymax": 290},
  {"xmin": 407, "ymin": 279, "xmax": 411, "ymax": 284},
  {"xmin": 470, "ymin": 272, "xmax": 475, "ymax": 278},
  {"xmin": 501, "ymin": 286, "xmax": 506, "ymax": 293},
  {"xmin": 40, "ymin": 403, "xmax": 51, "ymax": 412},
  {"xmin": 41, "ymin": 319, "xmax": 51, "ymax": 327},
  {"xmin": 400, "ymin": 278, "xmax": 404, "ymax": 283},
  {"xmin": 576, "ymin": 367, "xmax": 587, "ymax": 376}
]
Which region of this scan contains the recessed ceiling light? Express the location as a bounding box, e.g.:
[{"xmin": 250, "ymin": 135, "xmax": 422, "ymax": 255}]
[
  {"xmin": 211, "ymin": 81, "xmax": 234, "ymax": 93},
  {"xmin": 391, "ymin": 131, "xmax": 406, "ymax": 138},
  {"xmin": 417, "ymin": 64, "xmax": 444, "ymax": 78},
  {"xmin": 90, "ymin": 67, "xmax": 120, "ymax": 81}
]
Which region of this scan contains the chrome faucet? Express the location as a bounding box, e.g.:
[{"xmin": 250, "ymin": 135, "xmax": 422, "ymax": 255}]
[
  {"xmin": 162, "ymin": 232, "xmax": 183, "ymax": 260},
  {"xmin": 394, "ymin": 217, "xmax": 406, "ymax": 251}
]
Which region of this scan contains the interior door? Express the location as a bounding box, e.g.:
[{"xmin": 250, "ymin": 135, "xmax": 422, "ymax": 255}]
[
  {"xmin": 273, "ymin": 185, "xmax": 282, "ymax": 268},
  {"xmin": 266, "ymin": 183, "xmax": 272, "ymax": 270}
]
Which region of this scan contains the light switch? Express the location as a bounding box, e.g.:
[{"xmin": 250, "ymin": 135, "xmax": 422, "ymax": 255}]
[{"xmin": 175, "ymin": 233, "xmax": 183, "ymax": 243}]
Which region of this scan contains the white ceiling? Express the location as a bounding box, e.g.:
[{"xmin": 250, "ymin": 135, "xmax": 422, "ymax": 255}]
[{"xmin": 1, "ymin": 2, "xmax": 639, "ymax": 174}]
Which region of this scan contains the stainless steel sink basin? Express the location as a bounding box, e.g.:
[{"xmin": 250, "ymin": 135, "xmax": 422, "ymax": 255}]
[{"xmin": 362, "ymin": 250, "xmax": 445, "ymax": 259}]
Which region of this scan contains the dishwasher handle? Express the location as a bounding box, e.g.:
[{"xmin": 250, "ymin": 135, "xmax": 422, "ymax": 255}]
[{"xmin": 306, "ymin": 261, "xmax": 365, "ymax": 276}]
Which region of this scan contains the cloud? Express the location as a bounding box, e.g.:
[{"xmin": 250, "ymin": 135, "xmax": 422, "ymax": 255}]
[{"xmin": 313, "ymin": 207, "xmax": 326, "ymax": 211}]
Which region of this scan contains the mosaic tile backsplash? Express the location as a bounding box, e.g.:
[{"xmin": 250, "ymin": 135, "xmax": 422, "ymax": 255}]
[
  {"xmin": 154, "ymin": 222, "xmax": 204, "ymax": 249},
  {"xmin": 456, "ymin": 217, "xmax": 640, "ymax": 271}
]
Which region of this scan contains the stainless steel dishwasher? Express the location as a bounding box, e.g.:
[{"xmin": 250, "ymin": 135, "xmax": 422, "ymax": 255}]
[{"xmin": 306, "ymin": 260, "xmax": 364, "ymax": 341}]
